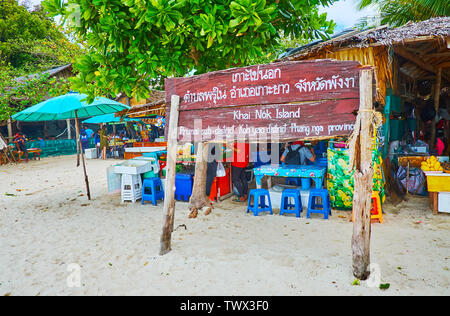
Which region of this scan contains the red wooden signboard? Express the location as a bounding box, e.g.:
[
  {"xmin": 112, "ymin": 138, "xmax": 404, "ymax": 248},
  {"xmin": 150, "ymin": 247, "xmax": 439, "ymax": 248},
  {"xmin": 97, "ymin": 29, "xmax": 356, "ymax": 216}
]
[{"xmin": 165, "ymin": 59, "xmax": 362, "ymax": 142}]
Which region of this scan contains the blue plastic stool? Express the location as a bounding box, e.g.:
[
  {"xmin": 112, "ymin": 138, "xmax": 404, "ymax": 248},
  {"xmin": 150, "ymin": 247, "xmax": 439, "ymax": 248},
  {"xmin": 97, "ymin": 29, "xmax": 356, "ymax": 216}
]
[
  {"xmin": 280, "ymin": 189, "xmax": 302, "ymax": 218},
  {"xmin": 285, "ymin": 177, "xmax": 301, "ymax": 186},
  {"xmin": 142, "ymin": 177, "xmax": 164, "ymax": 206},
  {"xmin": 175, "ymin": 174, "xmax": 193, "ymax": 201},
  {"xmin": 307, "ymin": 188, "xmax": 331, "ymax": 219},
  {"xmin": 247, "ymin": 189, "xmax": 273, "ymax": 216}
]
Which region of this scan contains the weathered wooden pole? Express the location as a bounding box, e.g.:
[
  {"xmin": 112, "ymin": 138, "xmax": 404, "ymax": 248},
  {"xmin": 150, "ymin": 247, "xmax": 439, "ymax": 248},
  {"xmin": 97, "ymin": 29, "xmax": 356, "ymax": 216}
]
[
  {"xmin": 160, "ymin": 95, "xmax": 180, "ymax": 255},
  {"xmin": 351, "ymin": 68, "xmax": 375, "ymax": 280},
  {"xmin": 430, "ymin": 67, "xmax": 442, "ymax": 148},
  {"xmin": 67, "ymin": 119, "xmax": 72, "ymax": 140},
  {"xmin": 7, "ymin": 116, "xmax": 13, "ymax": 142},
  {"xmin": 75, "ymin": 111, "xmax": 91, "ymax": 200}
]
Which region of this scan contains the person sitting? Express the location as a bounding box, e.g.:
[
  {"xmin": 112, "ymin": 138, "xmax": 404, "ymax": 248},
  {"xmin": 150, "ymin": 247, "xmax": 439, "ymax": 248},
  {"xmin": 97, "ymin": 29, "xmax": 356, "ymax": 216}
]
[
  {"xmin": 13, "ymin": 132, "xmax": 28, "ymax": 162},
  {"xmin": 280, "ymin": 141, "xmax": 315, "ymax": 165}
]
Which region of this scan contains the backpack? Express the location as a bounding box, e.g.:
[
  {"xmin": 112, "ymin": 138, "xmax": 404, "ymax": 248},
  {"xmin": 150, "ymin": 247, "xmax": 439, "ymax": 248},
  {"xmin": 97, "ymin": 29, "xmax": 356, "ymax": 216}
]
[{"xmin": 285, "ymin": 145, "xmax": 302, "ymax": 165}]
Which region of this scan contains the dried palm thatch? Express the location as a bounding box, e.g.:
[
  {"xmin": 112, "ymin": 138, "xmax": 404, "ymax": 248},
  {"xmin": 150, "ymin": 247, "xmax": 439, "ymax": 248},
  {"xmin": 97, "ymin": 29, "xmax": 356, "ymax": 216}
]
[{"xmin": 281, "ymin": 17, "xmax": 450, "ymax": 104}]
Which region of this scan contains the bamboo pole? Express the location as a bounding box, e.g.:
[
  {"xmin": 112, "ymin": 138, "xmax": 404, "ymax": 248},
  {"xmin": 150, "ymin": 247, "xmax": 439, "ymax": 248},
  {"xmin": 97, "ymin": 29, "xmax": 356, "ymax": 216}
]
[
  {"xmin": 75, "ymin": 111, "xmax": 91, "ymax": 200},
  {"xmin": 160, "ymin": 95, "xmax": 180, "ymax": 255},
  {"xmin": 352, "ymin": 68, "xmax": 375, "ymax": 280}
]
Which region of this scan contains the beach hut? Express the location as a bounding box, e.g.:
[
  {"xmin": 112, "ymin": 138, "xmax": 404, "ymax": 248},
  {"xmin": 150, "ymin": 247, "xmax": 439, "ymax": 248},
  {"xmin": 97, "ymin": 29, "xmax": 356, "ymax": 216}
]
[
  {"xmin": 280, "ymin": 17, "xmax": 450, "ymax": 206},
  {"xmin": 280, "ymin": 17, "xmax": 450, "ymax": 147}
]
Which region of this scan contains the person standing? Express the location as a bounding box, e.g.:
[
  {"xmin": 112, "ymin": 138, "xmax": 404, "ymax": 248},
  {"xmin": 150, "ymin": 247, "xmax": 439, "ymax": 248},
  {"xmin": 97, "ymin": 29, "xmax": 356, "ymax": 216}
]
[
  {"xmin": 84, "ymin": 125, "xmax": 94, "ymax": 139},
  {"xmin": 227, "ymin": 142, "xmax": 250, "ymax": 202},
  {"xmin": 99, "ymin": 125, "xmax": 108, "ymax": 160},
  {"xmin": 80, "ymin": 129, "xmax": 89, "ymax": 153}
]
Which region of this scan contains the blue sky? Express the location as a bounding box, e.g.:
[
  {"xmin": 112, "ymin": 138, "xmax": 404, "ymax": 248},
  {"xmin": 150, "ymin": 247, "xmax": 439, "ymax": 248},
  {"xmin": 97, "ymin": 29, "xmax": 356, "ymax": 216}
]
[{"xmin": 24, "ymin": 0, "xmax": 378, "ymax": 32}]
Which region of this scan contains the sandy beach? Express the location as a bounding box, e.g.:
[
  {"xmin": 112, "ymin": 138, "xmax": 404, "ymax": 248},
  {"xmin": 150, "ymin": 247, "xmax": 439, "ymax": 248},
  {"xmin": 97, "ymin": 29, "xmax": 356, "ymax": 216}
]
[{"xmin": 0, "ymin": 155, "xmax": 449, "ymax": 296}]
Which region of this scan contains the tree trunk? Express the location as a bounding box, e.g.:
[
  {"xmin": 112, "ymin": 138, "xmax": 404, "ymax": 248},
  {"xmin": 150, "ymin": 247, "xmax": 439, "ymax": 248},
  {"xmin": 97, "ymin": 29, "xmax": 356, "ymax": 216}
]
[{"xmin": 188, "ymin": 142, "xmax": 212, "ymax": 218}]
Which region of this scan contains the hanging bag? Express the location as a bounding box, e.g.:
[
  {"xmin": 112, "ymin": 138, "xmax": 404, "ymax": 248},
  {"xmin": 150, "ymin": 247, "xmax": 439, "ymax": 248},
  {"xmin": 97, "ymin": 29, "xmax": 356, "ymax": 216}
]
[{"xmin": 216, "ymin": 162, "xmax": 226, "ymax": 177}]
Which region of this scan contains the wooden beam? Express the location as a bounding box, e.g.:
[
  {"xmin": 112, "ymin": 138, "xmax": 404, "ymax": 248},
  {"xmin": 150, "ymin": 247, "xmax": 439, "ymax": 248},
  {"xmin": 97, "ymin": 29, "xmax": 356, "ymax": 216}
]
[
  {"xmin": 160, "ymin": 95, "xmax": 180, "ymax": 255},
  {"xmin": 395, "ymin": 46, "xmax": 450, "ymax": 82},
  {"xmin": 438, "ymin": 62, "xmax": 450, "ymax": 68},
  {"xmin": 430, "ymin": 68, "xmax": 442, "ymax": 149},
  {"xmin": 428, "ymin": 52, "xmax": 450, "ymax": 58}
]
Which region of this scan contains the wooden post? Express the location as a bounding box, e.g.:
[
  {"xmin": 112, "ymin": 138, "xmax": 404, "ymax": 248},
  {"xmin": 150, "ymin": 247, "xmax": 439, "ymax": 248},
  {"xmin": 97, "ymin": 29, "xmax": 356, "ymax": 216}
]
[
  {"xmin": 67, "ymin": 119, "xmax": 72, "ymax": 140},
  {"xmin": 160, "ymin": 95, "xmax": 180, "ymax": 255},
  {"xmin": 352, "ymin": 68, "xmax": 375, "ymax": 280},
  {"xmin": 75, "ymin": 111, "xmax": 91, "ymax": 200},
  {"xmin": 7, "ymin": 116, "xmax": 13, "ymax": 142},
  {"xmin": 430, "ymin": 67, "xmax": 442, "ymax": 148}
]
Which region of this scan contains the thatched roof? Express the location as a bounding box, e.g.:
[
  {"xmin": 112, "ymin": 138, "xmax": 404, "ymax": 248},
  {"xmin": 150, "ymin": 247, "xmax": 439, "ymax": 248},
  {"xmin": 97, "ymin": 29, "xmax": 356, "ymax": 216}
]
[
  {"xmin": 13, "ymin": 64, "xmax": 73, "ymax": 85},
  {"xmin": 282, "ymin": 17, "xmax": 450, "ymax": 60},
  {"xmin": 116, "ymin": 89, "xmax": 165, "ymax": 117}
]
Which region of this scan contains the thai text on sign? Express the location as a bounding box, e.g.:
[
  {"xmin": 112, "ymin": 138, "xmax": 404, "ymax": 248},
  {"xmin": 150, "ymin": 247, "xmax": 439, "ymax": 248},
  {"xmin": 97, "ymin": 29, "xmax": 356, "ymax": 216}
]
[{"xmin": 165, "ymin": 60, "xmax": 362, "ymax": 142}]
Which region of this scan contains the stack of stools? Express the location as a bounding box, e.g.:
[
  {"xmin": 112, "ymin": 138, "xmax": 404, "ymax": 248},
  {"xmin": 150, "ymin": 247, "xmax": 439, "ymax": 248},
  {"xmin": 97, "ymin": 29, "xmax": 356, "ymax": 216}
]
[
  {"xmin": 307, "ymin": 188, "xmax": 332, "ymax": 219},
  {"xmin": 142, "ymin": 177, "xmax": 164, "ymax": 206},
  {"xmin": 280, "ymin": 189, "xmax": 302, "ymax": 218},
  {"xmin": 352, "ymin": 191, "xmax": 383, "ymax": 223},
  {"xmin": 247, "ymin": 189, "xmax": 273, "ymax": 216},
  {"xmin": 121, "ymin": 174, "xmax": 143, "ymax": 203},
  {"xmin": 175, "ymin": 174, "xmax": 193, "ymax": 201}
]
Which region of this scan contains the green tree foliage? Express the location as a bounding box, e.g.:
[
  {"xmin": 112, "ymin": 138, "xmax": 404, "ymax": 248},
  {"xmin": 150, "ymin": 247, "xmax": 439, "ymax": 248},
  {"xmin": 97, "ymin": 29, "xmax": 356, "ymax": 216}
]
[
  {"xmin": 42, "ymin": 0, "xmax": 337, "ymax": 101},
  {"xmin": 0, "ymin": 1, "xmax": 82, "ymax": 121},
  {"xmin": 0, "ymin": 62, "xmax": 72, "ymax": 121},
  {"xmin": 0, "ymin": 0, "xmax": 82, "ymax": 75},
  {"xmin": 357, "ymin": 0, "xmax": 450, "ymax": 27}
]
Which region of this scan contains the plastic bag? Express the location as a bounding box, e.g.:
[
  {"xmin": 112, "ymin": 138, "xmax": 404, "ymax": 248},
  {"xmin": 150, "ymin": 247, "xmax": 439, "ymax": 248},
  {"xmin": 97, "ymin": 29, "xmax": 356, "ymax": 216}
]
[{"xmin": 216, "ymin": 162, "xmax": 226, "ymax": 177}]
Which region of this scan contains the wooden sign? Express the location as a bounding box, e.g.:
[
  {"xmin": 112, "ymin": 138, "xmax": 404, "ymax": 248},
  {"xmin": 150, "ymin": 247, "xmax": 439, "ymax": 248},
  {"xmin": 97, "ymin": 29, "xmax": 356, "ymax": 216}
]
[{"xmin": 165, "ymin": 59, "xmax": 362, "ymax": 142}]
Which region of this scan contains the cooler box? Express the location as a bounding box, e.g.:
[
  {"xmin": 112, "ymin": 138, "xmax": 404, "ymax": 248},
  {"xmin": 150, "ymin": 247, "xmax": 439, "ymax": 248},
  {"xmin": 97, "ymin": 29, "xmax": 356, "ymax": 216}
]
[
  {"xmin": 85, "ymin": 148, "xmax": 98, "ymax": 159},
  {"xmin": 269, "ymin": 185, "xmax": 309, "ymax": 210},
  {"xmin": 438, "ymin": 192, "xmax": 450, "ymax": 213}
]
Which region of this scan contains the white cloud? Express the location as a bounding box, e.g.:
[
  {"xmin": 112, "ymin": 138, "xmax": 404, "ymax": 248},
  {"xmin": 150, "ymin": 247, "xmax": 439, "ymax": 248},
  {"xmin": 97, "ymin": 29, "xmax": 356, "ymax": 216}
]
[{"xmin": 320, "ymin": 0, "xmax": 379, "ymax": 30}]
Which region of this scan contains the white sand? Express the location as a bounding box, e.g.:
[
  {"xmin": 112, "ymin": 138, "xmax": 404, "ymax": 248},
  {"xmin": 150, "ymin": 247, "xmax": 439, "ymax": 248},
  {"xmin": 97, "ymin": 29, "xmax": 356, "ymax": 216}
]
[{"xmin": 0, "ymin": 155, "xmax": 449, "ymax": 296}]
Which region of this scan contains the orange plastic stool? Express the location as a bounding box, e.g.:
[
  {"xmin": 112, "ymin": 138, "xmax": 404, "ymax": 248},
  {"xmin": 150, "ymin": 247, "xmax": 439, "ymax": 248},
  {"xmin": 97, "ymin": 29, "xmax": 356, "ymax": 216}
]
[
  {"xmin": 370, "ymin": 191, "xmax": 383, "ymax": 223},
  {"xmin": 351, "ymin": 191, "xmax": 383, "ymax": 223}
]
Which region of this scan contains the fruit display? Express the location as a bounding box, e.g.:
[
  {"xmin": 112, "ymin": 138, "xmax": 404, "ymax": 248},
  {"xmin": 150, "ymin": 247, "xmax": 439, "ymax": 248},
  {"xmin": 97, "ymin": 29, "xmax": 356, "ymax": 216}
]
[{"xmin": 421, "ymin": 156, "xmax": 443, "ymax": 172}]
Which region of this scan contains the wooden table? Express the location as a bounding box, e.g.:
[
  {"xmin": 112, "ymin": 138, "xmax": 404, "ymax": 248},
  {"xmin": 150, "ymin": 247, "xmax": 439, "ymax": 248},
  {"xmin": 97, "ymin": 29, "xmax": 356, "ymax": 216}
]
[
  {"xmin": 28, "ymin": 148, "xmax": 41, "ymax": 160},
  {"xmin": 426, "ymin": 173, "xmax": 450, "ymax": 214},
  {"xmin": 254, "ymin": 164, "xmax": 326, "ymax": 189}
]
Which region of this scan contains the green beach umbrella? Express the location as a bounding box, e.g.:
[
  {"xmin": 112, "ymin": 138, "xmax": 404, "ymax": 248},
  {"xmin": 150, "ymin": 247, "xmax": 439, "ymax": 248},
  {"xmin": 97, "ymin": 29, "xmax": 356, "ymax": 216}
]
[
  {"xmin": 11, "ymin": 93, "xmax": 130, "ymax": 201},
  {"xmin": 12, "ymin": 92, "xmax": 129, "ymax": 122}
]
